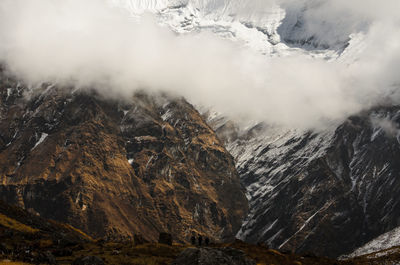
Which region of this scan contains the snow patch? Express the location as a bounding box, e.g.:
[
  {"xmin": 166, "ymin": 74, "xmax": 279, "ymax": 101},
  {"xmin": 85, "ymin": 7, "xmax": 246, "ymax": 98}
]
[
  {"xmin": 31, "ymin": 133, "xmax": 49, "ymax": 150},
  {"xmin": 345, "ymin": 226, "xmax": 400, "ymax": 258}
]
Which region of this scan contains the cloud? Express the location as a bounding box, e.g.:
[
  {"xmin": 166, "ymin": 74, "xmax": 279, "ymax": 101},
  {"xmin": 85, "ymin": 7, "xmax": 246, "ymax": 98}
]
[
  {"xmin": 371, "ymin": 116, "xmax": 400, "ymax": 139},
  {"xmin": 0, "ymin": 0, "xmax": 399, "ymax": 129},
  {"xmin": 277, "ymin": 0, "xmax": 400, "ymax": 47}
]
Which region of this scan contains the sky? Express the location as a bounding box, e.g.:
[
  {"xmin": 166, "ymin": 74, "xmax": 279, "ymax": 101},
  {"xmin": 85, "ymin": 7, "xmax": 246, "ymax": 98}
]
[{"xmin": 0, "ymin": 0, "xmax": 399, "ymax": 129}]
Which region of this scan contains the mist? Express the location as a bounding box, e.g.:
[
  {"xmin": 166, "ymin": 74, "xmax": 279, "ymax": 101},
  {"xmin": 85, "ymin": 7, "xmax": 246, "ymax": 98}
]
[{"xmin": 0, "ymin": 0, "xmax": 399, "ymax": 129}]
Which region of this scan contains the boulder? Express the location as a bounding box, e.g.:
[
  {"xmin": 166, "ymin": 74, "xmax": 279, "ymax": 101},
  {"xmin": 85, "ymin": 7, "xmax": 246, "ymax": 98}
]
[{"xmin": 158, "ymin": 232, "xmax": 173, "ymax": 245}]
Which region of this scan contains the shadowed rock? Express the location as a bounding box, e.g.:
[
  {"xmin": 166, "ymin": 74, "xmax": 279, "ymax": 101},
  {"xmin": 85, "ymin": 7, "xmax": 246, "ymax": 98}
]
[
  {"xmin": 72, "ymin": 256, "xmax": 104, "ymax": 265},
  {"xmin": 158, "ymin": 232, "xmax": 173, "ymax": 245},
  {"xmin": 172, "ymin": 247, "xmax": 256, "ymax": 265}
]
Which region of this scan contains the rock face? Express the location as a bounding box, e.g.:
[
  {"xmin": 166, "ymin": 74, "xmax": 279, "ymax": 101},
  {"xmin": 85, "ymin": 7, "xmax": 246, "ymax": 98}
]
[
  {"xmin": 0, "ymin": 69, "xmax": 248, "ymax": 242},
  {"xmin": 206, "ymin": 107, "xmax": 400, "ymax": 257},
  {"xmin": 171, "ymin": 247, "xmax": 256, "ymax": 265},
  {"xmin": 158, "ymin": 232, "xmax": 173, "ymax": 245}
]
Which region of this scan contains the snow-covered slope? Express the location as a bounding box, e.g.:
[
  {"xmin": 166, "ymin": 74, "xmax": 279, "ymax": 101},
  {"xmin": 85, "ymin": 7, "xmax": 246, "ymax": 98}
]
[
  {"xmin": 346, "ymin": 226, "xmax": 400, "ymax": 258},
  {"xmin": 110, "ymin": 0, "xmax": 354, "ymax": 59},
  {"xmin": 204, "ymin": 107, "xmax": 400, "ymax": 258}
]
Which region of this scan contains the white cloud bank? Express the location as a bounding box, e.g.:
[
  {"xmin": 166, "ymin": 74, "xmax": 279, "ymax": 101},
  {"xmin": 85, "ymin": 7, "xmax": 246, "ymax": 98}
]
[{"xmin": 0, "ymin": 0, "xmax": 400, "ymax": 129}]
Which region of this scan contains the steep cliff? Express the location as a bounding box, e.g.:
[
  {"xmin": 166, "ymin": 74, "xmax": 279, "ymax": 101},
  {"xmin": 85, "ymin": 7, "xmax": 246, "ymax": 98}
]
[
  {"xmin": 0, "ymin": 68, "xmax": 248, "ymax": 242},
  {"xmin": 206, "ymin": 106, "xmax": 400, "ymax": 257}
]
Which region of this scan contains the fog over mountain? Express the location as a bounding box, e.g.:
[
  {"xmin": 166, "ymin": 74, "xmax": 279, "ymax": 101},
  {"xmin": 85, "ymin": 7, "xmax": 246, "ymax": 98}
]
[{"xmin": 0, "ymin": 0, "xmax": 399, "ymax": 128}]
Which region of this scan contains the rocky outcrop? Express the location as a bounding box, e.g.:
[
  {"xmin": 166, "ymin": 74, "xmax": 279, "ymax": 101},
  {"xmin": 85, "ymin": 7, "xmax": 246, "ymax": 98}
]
[
  {"xmin": 171, "ymin": 247, "xmax": 256, "ymax": 265},
  {"xmin": 0, "ymin": 69, "xmax": 248, "ymax": 242},
  {"xmin": 206, "ymin": 106, "xmax": 400, "ymax": 257}
]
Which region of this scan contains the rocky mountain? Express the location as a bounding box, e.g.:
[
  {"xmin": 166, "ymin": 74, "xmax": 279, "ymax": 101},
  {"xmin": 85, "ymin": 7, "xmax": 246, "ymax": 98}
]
[
  {"xmin": 0, "ymin": 67, "xmax": 248, "ymax": 243},
  {"xmin": 3, "ymin": 192, "xmax": 400, "ymax": 265},
  {"xmin": 0, "ymin": 196, "xmax": 360, "ymax": 265},
  {"xmin": 1, "ymin": 0, "xmax": 397, "ymax": 260},
  {"xmin": 205, "ymin": 106, "xmax": 400, "ymax": 257},
  {"xmin": 113, "ymin": 0, "xmax": 400, "ymax": 258}
]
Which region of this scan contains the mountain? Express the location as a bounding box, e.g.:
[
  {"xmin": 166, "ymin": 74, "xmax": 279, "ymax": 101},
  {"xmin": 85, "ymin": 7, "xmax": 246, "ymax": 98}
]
[
  {"xmin": 0, "ymin": 67, "xmax": 248, "ymax": 243},
  {"xmin": 0, "ymin": 197, "xmax": 352, "ymax": 265},
  {"xmin": 111, "ymin": 0, "xmax": 351, "ymax": 57},
  {"xmin": 116, "ymin": 0, "xmax": 400, "ymax": 257},
  {"xmin": 2, "ymin": 0, "xmax": 397, "ymax": 259},
  {"xmin": 2, "ymin": 192, "xmax": 399, "ymax": 265},
  {"xmin": 204, "ymin": 106, "xmax": 400, "ymax": 257}
]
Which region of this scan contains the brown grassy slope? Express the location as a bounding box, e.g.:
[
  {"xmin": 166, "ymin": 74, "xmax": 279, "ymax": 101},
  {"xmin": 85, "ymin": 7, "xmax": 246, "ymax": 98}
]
[
  {"xmin": 0, "ymin": 72, "xmax": 248, "ymax": 243},
  {"xmin": 0, "ymin": 199, "xmax": 92, "ymax": 241}
]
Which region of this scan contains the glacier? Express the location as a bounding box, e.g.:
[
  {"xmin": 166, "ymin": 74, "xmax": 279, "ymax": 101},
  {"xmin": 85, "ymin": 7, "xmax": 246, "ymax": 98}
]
[{"xmin": 109, "ymin": 0, "xmax": 362, "ymax": 59}]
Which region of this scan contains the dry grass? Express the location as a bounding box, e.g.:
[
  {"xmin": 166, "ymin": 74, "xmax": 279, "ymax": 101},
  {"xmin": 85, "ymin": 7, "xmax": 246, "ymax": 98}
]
[
  {"xmin": 54, "ymin": 242, "xmax": 185, "ymax": 265},
  {"xmin": 0, "ymin": 261, "xmax": 32, "ymax": 265},
  {"xmin": 58, "ymin": 222, "xmax": 93, "ymax": 241},
  {"xmin": 0, "ymin": 213, "xmax": 39, "ymax": 234},
  {"xmin": 38, "ymin": 239, "xmax": 53, "ymax": 248}
]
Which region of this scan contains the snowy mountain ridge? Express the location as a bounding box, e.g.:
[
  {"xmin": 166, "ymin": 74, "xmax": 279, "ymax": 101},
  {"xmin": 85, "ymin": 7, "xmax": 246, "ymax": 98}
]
[
  {"xmin": 204, "ymin": 106, "xmax": 400, "ymax": 258},
  {"xmin": 110, "ymin": 0, "xmax": 358, "ymax": 59}
]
